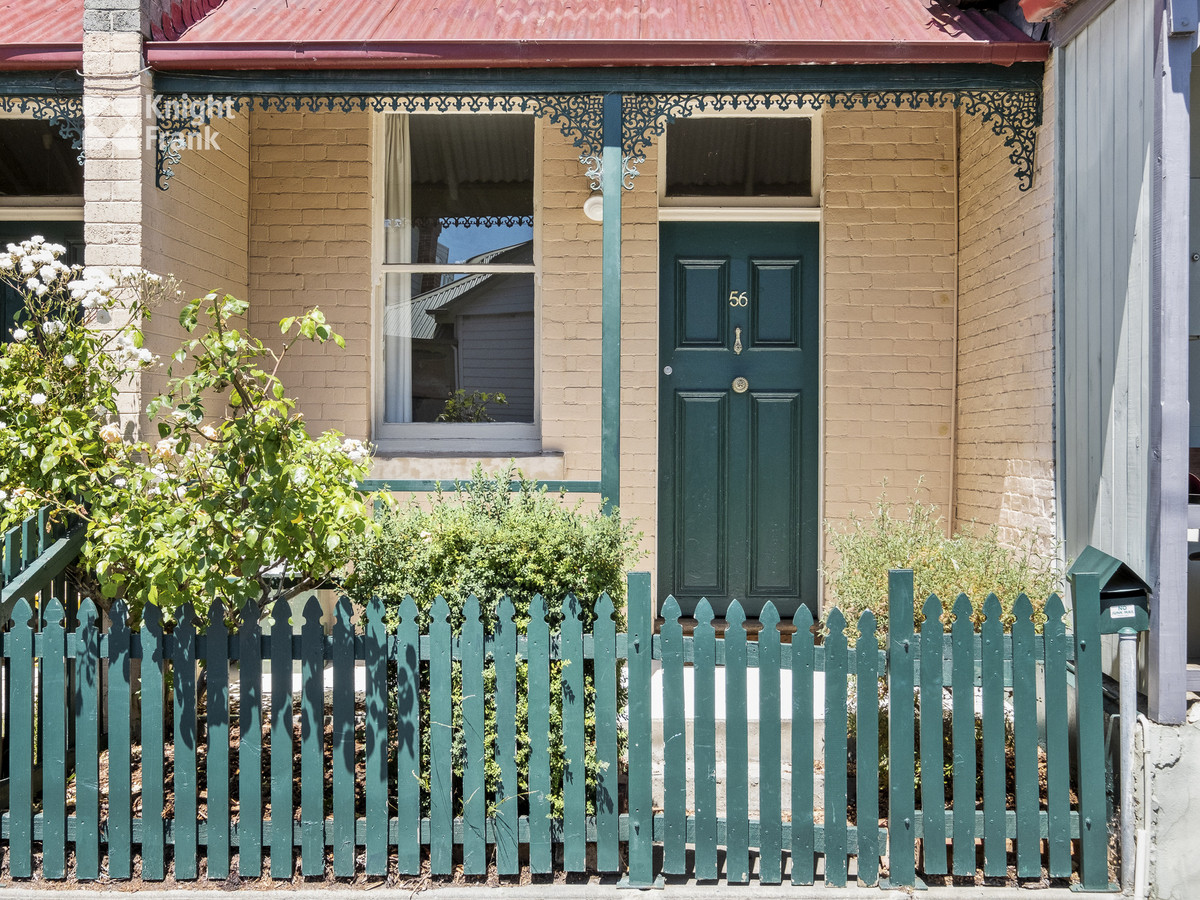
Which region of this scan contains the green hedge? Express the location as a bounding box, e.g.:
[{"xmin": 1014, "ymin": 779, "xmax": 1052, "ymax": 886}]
[{"xmin": 343, "ymin": 464, "xmax": 643, "ymax": 816}]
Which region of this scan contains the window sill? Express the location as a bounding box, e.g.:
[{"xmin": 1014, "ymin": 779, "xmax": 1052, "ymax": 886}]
[{"xmin": 369, "ymin": 450, "xmax": 565, "ymax": 484}]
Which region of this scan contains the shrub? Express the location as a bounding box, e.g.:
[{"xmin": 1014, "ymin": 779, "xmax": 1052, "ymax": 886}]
[
  {"xmin": 343, "ymin": 464, "xmax": 643, "ymax": 817},
  {"xmin": 825, "ymin": 487, "xmax": 1061, "ymax": 639}
]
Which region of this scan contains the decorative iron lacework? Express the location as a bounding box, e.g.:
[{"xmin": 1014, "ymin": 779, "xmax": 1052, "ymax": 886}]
[
  {"xmin": 410, "ymin": 216, "xmax": 534, "ymax": 229},
  {"xmin": 622, "ymin": 89, "xmax": 1043, "ymax": 191},
  {"xmin": 0, "ymin": 96, "xmax": 84, "ymax": 166},
  {"xmin": 154, "ymin": 86, "xmax": 1041, "ymax": 191},
  {"xmin": 154, "ymin": 93, "xmax": 605, "ymax": 189}
]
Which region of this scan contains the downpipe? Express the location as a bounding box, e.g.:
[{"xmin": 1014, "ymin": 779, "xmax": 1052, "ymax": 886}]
[{"xmin": 1119, "ymin": 629, "xmax": 1136, "ymax": 893}]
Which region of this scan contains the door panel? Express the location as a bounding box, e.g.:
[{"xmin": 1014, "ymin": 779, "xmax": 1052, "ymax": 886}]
[{"xmin": 659, "ymin": 222, "xmax": 818, "ymax": 618}]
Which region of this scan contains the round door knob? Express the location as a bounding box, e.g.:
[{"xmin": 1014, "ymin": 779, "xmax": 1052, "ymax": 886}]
[{"xmin": 732, "ymin": 377, "xmax": 749, "ymax": 393}]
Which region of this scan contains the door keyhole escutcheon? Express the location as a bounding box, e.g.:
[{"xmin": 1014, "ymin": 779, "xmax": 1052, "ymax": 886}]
[{"xmin": 734, "ymin": 326, "xmax": 743, "ymax": 355}]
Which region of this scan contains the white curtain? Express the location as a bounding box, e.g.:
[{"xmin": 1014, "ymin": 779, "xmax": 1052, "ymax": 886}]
[{"xmin": 383, "ymin": 115, "xmax": 410, "ymax": 423}]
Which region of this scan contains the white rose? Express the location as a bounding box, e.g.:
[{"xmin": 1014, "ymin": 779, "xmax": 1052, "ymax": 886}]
[
  {"xmin": 99, "ymin": 423, "xmax": 122, "ymax": 443},
  {"xmin": 62, "ymin": 354, "xmax": 77, "ymax": 368},
  {"xmin": 200, "ymin": 424, "xmax": 219, "ymax": 440},
  {"xmin": 30, "ymin": 393, "xmax": 47, "ymax": 407},
  {"xmin": 11, "ymin": 327, "xmax": 27, "ymax": 342}
]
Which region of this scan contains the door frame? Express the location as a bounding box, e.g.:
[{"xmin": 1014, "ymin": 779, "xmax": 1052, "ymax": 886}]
[{"xmin": 655, "ymin": 218, "xmax": 824, "ymax": 617}]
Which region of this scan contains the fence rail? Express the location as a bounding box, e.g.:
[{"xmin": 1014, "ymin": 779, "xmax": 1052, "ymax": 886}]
[{"xmin": 0, "ymin": 568, "xmax": 1112, "ymax": 889}]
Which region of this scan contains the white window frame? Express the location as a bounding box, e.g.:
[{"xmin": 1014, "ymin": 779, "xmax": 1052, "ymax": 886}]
[
  {"xmin": 657, "ymin": 107, "xmax": 823, "ymax": 220},
  {"xmin": 371, "ymin": 110, "xmax": 542, "ymax": 454}
]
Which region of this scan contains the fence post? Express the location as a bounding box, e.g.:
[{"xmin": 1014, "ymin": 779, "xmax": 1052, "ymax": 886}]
[
  {"xmin": 623, "ymin": 571, "xmax": 657, "ymax": 888},
  {"xmin": 1071, "ymin": 572, "xmax": 1111, "ymax": 891},
  {"xmin": 887, "ymin": 568, "xmax": 917, "ymax": 887}
]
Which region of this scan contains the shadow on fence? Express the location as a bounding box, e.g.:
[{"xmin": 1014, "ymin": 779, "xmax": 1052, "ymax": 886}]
[{"xmin": 0, "ymin": 567, "xmax": 1113, "ymax": 889}]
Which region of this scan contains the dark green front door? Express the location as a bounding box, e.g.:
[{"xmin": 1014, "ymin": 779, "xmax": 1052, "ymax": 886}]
[{"xmin": 658, "ymin": 222, "xmax": 818, "ymax": 618}]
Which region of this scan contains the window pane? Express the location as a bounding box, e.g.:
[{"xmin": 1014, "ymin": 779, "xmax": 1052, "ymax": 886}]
[
  {"xmin": 665, "ymin": 117, "xmax": 812, "ymax": 198},
  {"xmin": 395, "ymin": 114, "xmax": 534, "ymax": 265},
  {"xmin": 384, "ymin": 267, "xmax": 535, "ymax": 424},
  {"xmin": 0, "ymin": 120, "xmax": 83, "ymax": 196}
]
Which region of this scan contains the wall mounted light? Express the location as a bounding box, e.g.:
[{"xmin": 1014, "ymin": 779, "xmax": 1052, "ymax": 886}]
[{"xmin": 583, "ymin": 193, "xmax": 604, "ymax": 222}]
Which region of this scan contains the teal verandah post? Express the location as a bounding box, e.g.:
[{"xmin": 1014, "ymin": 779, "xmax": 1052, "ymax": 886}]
[
  {"xmin": 1072, "ymin": 572, "xmax": 1110, "ymax": 890},
  {"xmin": 887, "ymin": 569, "xmax": 916, "ymax": 886},
  {"xmin": 599, "ymin": 91, "xmax": 622, "ymax": 511},
  {"xmin": 625, "ymin": 572, "xmax": 654, "ymax": 886}
]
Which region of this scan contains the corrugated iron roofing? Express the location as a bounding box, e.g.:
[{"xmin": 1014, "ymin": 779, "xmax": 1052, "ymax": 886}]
[
  {"xmin": 154, "ymin": 0, "xmax": 1047, "ymax": 68},
  {"xmin": 176, "ymin": 0, "xmax": 1031, "ymax": 44},
  {"xmin": 0, "ymin": 0, "xmax": 82, "ymax": 44}
]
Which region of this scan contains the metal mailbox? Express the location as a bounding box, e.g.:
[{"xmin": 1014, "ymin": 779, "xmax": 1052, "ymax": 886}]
[{"xmin": 1067, "ymin": 545, "xmax": 1151, "ymax": 634}]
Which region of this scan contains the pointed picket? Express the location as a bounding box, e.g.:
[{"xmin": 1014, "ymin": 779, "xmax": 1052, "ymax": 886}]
[
  {"xmin": 173, "ymin": 604, "xmax": 199, "ymax": 879},
  {"xmin": 461, "ymin": 595, "xmax": 487, "ymax": 874},
  {"xmin": 693, "ymin": 598, "xmax": 718, "ymax": 882},
  {"xmin": 364, "ymin": 595, "xmax": 389, "ymax": 875},
  {"xmin": 141, "ymin": 604, "xmax": 166, "ymax": 881},
  {"xmin": 300, "ymin": 596, "xmax": 326, "ymax": 876},
  {"xmin": 725, "ymin": 600, "xmax": 750, "ymax": 884},
  {"xmin": 823, "ymin": 607, "xmax": 849, "ymax": 887},
  {"xmin": 107, "ymin": 600, "xmax": 133, "ymax": 879},
  {"xmin": 660, "ymin": 595, "xmax": 687, "ymax": 876},
  {"xmin": 950, "ymin": 594, "xmax": 977, "ymax": 876},
  {"xmin": 332, "ymin": 596, "xmax": 358, "ymax": 876},
  {"xmin": 592, "ymin": 592, "xmax": 619, "ymax": 873},
  {"xmin": 1043, "ymin": 594, "xmax": 1072, "ymax": 877},
  {"xmin": 561, "ymin": 592, "xmax": 587, "ymax": 872},
  {"xmin": 7, "ymin": 598, "xmax": 33, "ymax": 878},
  {"xmin": 206, "ymin": 601, "xmax": 231, "ymax": 880},
  {"xmin": 625, "ymin": 572, "xmax": 656, "ymax": 887},
  {"xmin": 493, "ymin": 595, "xmax": 520, "ymax": 875},
  {"xmin": 238, "ymin": 600, "xmax": 264, "ymax": 879},
  {"xmin": 269, "ymin": 597, "xmax": 295, "ymax": 879},
  {"xmin": 42, "ymin": 598, "xmax": 68, "ymax": 879},
  {"xmin": 980, "ymin": 594, "xmax": 1006, "ymax": 878},
  {"xmin": 526, "ymin": 594, "xmax": 552, "ymax": 874},
  {"xmin": 394, "ymin": 595, "xmax": 421, "ymax": 875},
  {"xmin": 429, "ymin": 595, "xmax": 453, "ymax": 875},
  {"xmin": 919, "ymin": 594, "xmax": 947, "ymax": 876},
  {"xmin": 790, "ymin": 605, "xmax": 816, "ymax": 886},
  {"xmin": 74, "ymin": 599, "xmax": 102, "ymax": 879},
  {"xmin": 855, "ymin": 609, "xmax": 880, "ymax": 886},
  {"xmin": 1012, "ymin": 594, "xmax": 1040, "ymax": 879},
  {"xmin": 759, "ymin": 602, "xmax": 783, "ymax": 885},
  {"xmin": 887, "ymin": 570, "xmax": 917, "ymax": 887}
]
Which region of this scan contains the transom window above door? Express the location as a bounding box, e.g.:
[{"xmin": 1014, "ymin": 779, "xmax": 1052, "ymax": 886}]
[
  {"xmin": 378, "ymin": 113, "xmax": 538, "ymax": 450},
  {"xmin": 661, "ymin": 116, "xmax": 818, "ymax": 211}
]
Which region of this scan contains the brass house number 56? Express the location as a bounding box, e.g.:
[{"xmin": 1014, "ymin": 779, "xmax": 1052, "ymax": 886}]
[{"xmin": 729, "ymin": 290, "xmax": 749, "ymax": 307}]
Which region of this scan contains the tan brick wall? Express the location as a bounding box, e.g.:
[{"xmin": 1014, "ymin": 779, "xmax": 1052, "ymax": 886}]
[
  {"xmin": 954, "ymin": 64, "xmax": 1056, "ymax": 548},
  {"xmin": 247, "ymin": 109, "xmax": 373, "ymax": 439},
  {"xmin": 822, "ymin": 110, "xmax": 959, "ymax": 549},
  {"xmin": 140, "ymin": 109, "xmax": 250, "ymax": 407}
]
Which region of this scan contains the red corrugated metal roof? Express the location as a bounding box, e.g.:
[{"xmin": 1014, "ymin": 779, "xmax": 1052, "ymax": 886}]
[
  {"xmin": 149, "ymin": 0, "xmax": 1048, "ymax": 69},
  {"xmin": 0, "ymin": 0, "xmax": 83, "ymax": 70}
]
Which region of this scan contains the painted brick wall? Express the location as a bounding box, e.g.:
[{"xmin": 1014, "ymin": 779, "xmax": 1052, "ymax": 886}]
[
  {"xmin": 141, "ymin": 110, "xmax": 250, "ymax": 408},
  {"xmin": 822, "ymin": 109, "xmax": 959, "ymax": 547},
  {"xmin": 954, "ymin": 63, "xmax": 1056, "ymax": 549},
  {"xmin": 247, "ymin": 109, "xmax": 373, "ymax": 440}
]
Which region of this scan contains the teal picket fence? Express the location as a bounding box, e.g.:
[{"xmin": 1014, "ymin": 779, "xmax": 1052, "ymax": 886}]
[{"xmin": 0, "ymin": 568, "xmax": 1113, "ymax": 888}]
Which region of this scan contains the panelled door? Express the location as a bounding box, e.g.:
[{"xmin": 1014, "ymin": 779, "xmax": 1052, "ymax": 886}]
[{"xmin": 658, "ymin": 222, "xmax": 818, "ymax": 618}]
